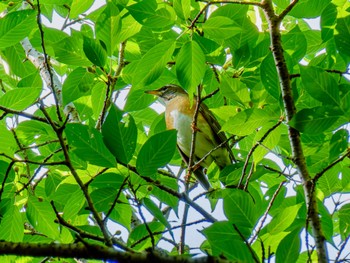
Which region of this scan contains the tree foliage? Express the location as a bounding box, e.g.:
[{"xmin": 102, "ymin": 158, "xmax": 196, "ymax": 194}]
[{"xmin": 0, "ymin": 0, "xmax": 349, "ymax": 262}]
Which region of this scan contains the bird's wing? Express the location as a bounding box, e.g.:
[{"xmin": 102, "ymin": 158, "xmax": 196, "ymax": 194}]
[
  {"xmin": 176, "ymin": 146, "xmax": 211, "ymax": 190},
  {"xmin": 199, "ymin": 103, "xmax": 235, "ymax": 163}
]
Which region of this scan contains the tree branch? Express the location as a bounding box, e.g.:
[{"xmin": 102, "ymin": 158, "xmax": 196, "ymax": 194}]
[
  {"xmin": 0, "ymin": 241, "xmax": 234, "ymax": 263},
  {"xmin": 261, "ymin": 0, "xmax": 328, "ymax": 261}
]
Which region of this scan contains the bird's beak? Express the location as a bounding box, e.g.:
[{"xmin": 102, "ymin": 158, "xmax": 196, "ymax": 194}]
[{"xmin": 144, "ymin": 90, "xmax": 160, "ymax": 96}]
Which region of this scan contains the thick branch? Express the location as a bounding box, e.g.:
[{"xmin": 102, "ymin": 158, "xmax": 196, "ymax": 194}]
[
  {"xmin": 261, "ymin": 0, "xmax": 328, "ymax": 262},
  {"xmin": 0, "ymin": 241, "xmax": 232, "ymax": 263}
]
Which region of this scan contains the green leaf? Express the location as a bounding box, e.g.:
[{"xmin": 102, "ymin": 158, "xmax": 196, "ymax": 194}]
[
  {"xmin": 253, "ymin": 124, "xmax": 282, "ymax": 164},
  {"xmin": 261, "ymin": 53, "xmax": 280, "ymax": 100},
  {"xmin": 318, "ymin": 166, "xmax": 342, "ymax": 197},
  {"xmin": 335, "ymin": 16, "xmax": 350, "ymax": 57},
  {"xmin": 203, "ymin": 16, "xmax": 241, "ymax": 40},
  {"xmin": 65, "ymin": 123, "xmax": 117, "ymax": 168},
  {"xmin": 96, "ymin": 2, "xmax": 121, "ymax": 55},
  {"xmin": 127, "ymin": 0, "xmax": 157, "ymax": 24},
  {"xmin": 267, "ymin": 204, "xmax": 302, "ymax": 234},
  {"xmin": 0, "ymin": 10, "xmax": 36, "ymax": 49},
  {"xmin": 173, "ymin": 0, "xmax": 191, "ymax": 20},
  {"xmin": 176, "ymin": 41, "xmax": 206, "ymax": 93},
  {"xmin": 62, "ymin": 67, "xmax": 96, "ymax": 105},
  {"xmin": 83, "ymin": 36, "xmax": 107, "ymax": 67},
  {"xmin": 142, "ymin": 198, "xmax": 171, "ymax": 230},
  {"xmin": 114, "ymin": 15, "xmax": 142, "ymax": 43},
  {"xmin": 300, "ymin": 66, "xmax": 340, "ymax": 106},
  {"xmin": 151, "ymin": 176, "xmax": 179, "ymax": 212},
  {"xmin": 132, "ymin": 40, "xmax": 175, "ymax": 88},
  {"xmin": 288, "ymin": 0, "xmax": 331, "ymax": 18},
  {"xmin": 203, "ymin": 221, "xmax": 256, "ymax": 262},
  {"xmin": 223, "ymin": 189, "xmax": 258, "ymax": 234},
  {"xmin": 27, "ymin": 195, "xmax": 59, "ymax": 239},
  {"xmin": 90, "ymin": 172, "xmax": 125, "ymax": 189},
  {"xmin": 128, "ymin": 222, "xmax": 164, "ymax": 251},
  {"xmin": 276, "ymin": 230, "xmax": 301, "ymax": 263},
  {"xmin": 91, "ymin": 82, "xmax": 107, "ymax": 119},
  {"xmin": 63, "ymin": 188, "xmax": 85, "ymax": 221},
  {"xmin": 0, "ymin": 87, "xmax": 41, "ymax": 111},
  {"xmin": 143, "ymin": 6, "xmax": 176, "ymax": 29},
  {"xmin": 289, "ymin": 107, "xmax": 344, "ymax": 134},
  {"xmin": 282, "ymin": 25, "xmax": 307, "ymax": 62},
  {"xmin": 222, "ymin": 108, "xmax": 275, "ymax": 136},
  {"xmin": 0, "ymin": 124, "xmax": 17, "ymax": 155},
  {"xmin": 108, "ymin": 193, "xmax": 132, "ymax": 231},
  {"xmin": 53, "ymin": 34, "xmax": 91, "ymax": 66},
  {"xmin": 339, "ymin": 203, "xmax": 350, "ymax": 240},
  {"xmin": 329, "ymin": 129, "xmax": 349, "ymax": 161},
  {"xmin": 102, "ymin": 105, "xmax": 137, "ymax": 164},
  {"xmin": 0, "ymin": 205, "xmax": 23, "ymax": 242},
  {"xmin": 45, "ymin": 173, "xmax": 64, "ymax": 198},
  {"xmin": 124, "ymin": 87, "xmax": 156, "ymax": 111},
  {"xmin": 136, "ymin": 130, "xmax": 177, "ymax": 176},
  {"xmin": 321, "ymin": 3, "xmax": 337, "ymax": 42},
  {"xmin": 90, "ymin": 187, "xmax": 117, "ymax": 212},
  {"xmin": 70, "ymin": 0, "xmax": 94, "ymax": 18}
]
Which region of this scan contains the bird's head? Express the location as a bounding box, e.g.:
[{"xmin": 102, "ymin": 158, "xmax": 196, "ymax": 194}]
[{"xmin": 145, "ymin": 84, "xmax": 187, "ymax": 104}]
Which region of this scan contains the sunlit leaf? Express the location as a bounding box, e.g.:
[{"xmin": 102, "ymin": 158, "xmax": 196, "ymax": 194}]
[
  {"xmin": 176, "ymin": 41, "xmax": 206, "ymax": 93},
  {"xmin": 0, "ymin": 10, "xmax": 36, "ymax": 49}
]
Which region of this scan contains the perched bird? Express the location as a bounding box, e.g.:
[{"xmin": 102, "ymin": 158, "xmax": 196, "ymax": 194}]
[{"xmin": 145, "ymin": 84, "xmax": 234, "ymax": 190}]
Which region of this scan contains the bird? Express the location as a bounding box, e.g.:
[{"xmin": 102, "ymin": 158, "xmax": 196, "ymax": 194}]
[{"xmin": 145, "ymin": 84, "xmax": 235, "ymax": 190}]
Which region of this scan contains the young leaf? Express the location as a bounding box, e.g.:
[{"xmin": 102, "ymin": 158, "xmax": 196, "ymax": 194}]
[
  {"xmin": 136, "ymin": 130, "xmax": 177, "ymax": 176},
  {"xmin": 65, "ymin": 123, "xmax": 117, "ymax": 168},
  {"xmin": 102, "ymin": 105, "xmax": 137, "ymax": 164}
]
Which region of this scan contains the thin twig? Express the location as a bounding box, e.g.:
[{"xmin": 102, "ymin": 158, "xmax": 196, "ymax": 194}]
[
  {"xmin": 0, "ymin": 161, "xmax": 15, "ymax": 202},
  {"xmin": 238, "ymin": 118, "xmax": 283, "ymax": 188},
  {"xmin": 103, "ymin": 176, "xmax": 129, "ymax": 222},
  {"xmin": 313, "ymin": 150, "xmax": 350, "ymax": 182},
  {"xmin": 249, "ymin": 181, "xmax": 286, "ymax": 244},
  {"xmin": 180, "ymin": 184, "xmax": 190, "ymax": 254},
  {"xmin": 277, "ymin": 0, "xmax": 299, "ymax": 21},
  {"xmin": 335, "ymin": 235, "xmax": 350, "ymax": 263},
  {"xmin": 186, "ymin": 85, "xmax": 202, "ymax": 181},
  {"xmin": 0, "ymin": 105, "xmax": 50, "ymax": 124}
]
